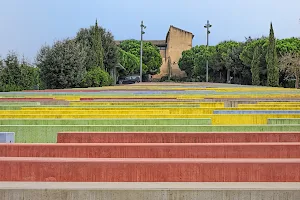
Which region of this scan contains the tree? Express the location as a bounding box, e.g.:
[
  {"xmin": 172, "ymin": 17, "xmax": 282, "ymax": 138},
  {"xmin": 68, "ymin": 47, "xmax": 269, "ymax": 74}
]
[
  {"xmin": 118, "ymin": 48, "xmax": 141, "ymax": 75},
  {"xmin": 276, "ymin": 37, "xmax": 300, "ymax": 87},
  {"xmin": 75, "ymin": 28, "xmax": 94, "ymax": 71},
  {"xmin": 3, "ymin": 51, "xmax": 22, "ymax": 86},
  {"xmin": 222, "ymin": 43, "xmax": 245, "ymax": 84},
  {"xmin": 266, "ymin": 23, "xmax": 279, "ymax": 87},
  {"xmin": 0, "ymin": 52, "xmax": 40, "ymax": 91},
  {"xmin": 214, "ymin": 41, "xmax": 240, "ymax": 83},
  {"xmin": 37, "ymin": 39, "xmax": 86, "ymax": 89},
  {"xmin": 0, "ymin": 57, "xmax": 3, "ymax": 70},
  {"xmin": 280, "ymin": 53, "xmax": 300, "ymax": 89},
  {"xmin": 194, "ymin": 45, "xmax": 217, "ymax": 81},
  {"xmin": 240, "ymin": 37, "xmax": 268, "ymax": 85},
  {"xmin": 119, "ymin": 40, "xmax": 162, "ymax": 75},
  {"xmin": 251, "ymin": 47, "xmax": 261, "ymax": 85},
  {"xmin": 20, "ymin": 59, "xmax": 40, "ymax": 90},
  {"xmin": 179, "ymin": 45, "xmax": 216, "ymax": 81},
  {"xmin": 102, "ymin": 30, "xmax": 119, "ymax": 71},
  {"xmin": 76, "ymin": 22, "xmax": 118, "ymax": 72},
  {"xmin": 277, "ymin": 38, "xmax": 300, "ymax": 55},
  {"xmin": 178, "ymin": 49, "xmax": 195, "ymax": 78},
  {"xmin": 92, "ymin": 20, "xmax": 104, "ymax": 69}
]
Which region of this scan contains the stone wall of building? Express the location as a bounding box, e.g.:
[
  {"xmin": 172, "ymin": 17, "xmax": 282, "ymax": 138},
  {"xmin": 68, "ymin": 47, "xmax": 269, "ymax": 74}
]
[
  {"xmin": 158, "ymin": 48, "xmax": 168, "ymax": 77},
  {"xmin": 153, "ymin": 26, "xmax": 193, "ymax": 79},
  {"xmin": 116, "ymin": 26, "xmax": 193, "ymax": 80},
  {"xmin": 159, "ymin": 49, "xmax": 166, "ymax": 59},
  {"xmin": 167, "ymin": 26, "xmax": 193, "ymax": 77}
]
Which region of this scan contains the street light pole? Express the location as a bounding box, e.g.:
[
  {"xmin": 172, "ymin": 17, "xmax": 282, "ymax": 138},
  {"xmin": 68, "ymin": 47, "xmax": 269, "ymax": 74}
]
[
  {"xmin": 204, "ymin": 20, "xmax": 212, "ymax": 82},
  {"xmin": 140, "ymin": 21, "xmax": 146, "ymax": 83}
]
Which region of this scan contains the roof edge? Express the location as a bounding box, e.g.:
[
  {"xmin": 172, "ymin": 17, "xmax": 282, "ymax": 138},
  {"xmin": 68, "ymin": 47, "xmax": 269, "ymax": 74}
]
[{"xmin": 166, "ymin": 25, "xmax": 194, "ymax": 41}]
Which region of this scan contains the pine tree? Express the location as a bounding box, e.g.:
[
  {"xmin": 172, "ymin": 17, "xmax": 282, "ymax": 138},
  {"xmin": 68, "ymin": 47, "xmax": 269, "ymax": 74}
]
[
  {"xmin": 266, "ymin": 23, "xmax": 279, "ymax": 87},
  {"xmin": 92, "ymin": 19, "xmax": 104, "ymax": 69},
  {"xmin": 251, "ymin": 47, "xmax": 261, "ymax": 85}
]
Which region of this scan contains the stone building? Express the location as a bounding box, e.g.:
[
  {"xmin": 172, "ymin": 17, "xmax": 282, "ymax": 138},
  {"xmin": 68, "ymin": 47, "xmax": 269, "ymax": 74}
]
[
  {"xmin": 151, "ymin": 26, "xmax": 194, "ymax": 79},
  {"xmin": 116, "ymin": 25, "xmax": 194, "ymax": 79}
]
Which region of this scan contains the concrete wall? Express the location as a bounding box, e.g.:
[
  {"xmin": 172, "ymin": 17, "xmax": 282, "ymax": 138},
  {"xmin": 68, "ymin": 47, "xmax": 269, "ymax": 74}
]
[
  {"xmin": 2, "ymin": 190, "xmax": 300, "ymax": 200},
  {"xmin": 1, "ymin": 183, "xmax": 300, "ymax": 200}
]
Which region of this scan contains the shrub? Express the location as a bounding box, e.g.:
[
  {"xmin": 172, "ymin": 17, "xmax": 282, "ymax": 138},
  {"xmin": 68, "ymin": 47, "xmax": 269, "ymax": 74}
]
[{"xmin": 82, "ymin": 67, "xmax": 112, "ymax": 87}]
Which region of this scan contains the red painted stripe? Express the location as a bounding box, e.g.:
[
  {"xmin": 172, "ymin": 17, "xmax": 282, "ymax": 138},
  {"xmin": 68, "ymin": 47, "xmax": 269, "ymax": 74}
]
[
  {"xmin": 57, "ymin": 132, "xmax": 300, "ymax": 143},
  {"xmin": 1, "ymin": 143, "xmax": 300, "ymax": 158},
  {"xmin": 1, "ymin": 157, "xmax": 299, "ymax": 182}
]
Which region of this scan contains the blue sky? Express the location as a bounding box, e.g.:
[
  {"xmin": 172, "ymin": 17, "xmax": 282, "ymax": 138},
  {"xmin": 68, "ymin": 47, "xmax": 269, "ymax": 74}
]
[{"xmin": 0, "ymin": 0, "xmax": 299, "ymax": 62}]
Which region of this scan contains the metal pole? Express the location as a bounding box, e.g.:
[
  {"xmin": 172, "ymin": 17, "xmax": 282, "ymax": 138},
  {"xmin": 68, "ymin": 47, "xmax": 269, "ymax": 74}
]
[
  {"xmin": 206, "ymin": 40, "xmax": 209, "ymax": 82},
  {"xmin": 140, "ymin": 21, "xmax": 146, "ymax": 83},
  {"xmin": 206, "ymin": 20, "xmax": 209, "ymax": 83},
  {"xmin": 204, "ymin": 20, "xmax": 212, "ymax": 83}
]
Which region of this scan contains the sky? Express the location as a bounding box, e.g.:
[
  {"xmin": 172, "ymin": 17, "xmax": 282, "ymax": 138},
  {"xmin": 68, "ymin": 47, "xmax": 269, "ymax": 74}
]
[{"xmin": 0, "ymin": 0, "xmax": 299, "ymax": 62}]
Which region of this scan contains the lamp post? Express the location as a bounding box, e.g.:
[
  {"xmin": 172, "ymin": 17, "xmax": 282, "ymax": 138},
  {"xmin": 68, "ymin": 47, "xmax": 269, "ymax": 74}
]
[
  {"xmin": 204, "ymin": 20, "xmax": 212, "ymax": 82},
  {"xmin": 140, "ymin": 21, "xmax": 146, "ymax": 83}
]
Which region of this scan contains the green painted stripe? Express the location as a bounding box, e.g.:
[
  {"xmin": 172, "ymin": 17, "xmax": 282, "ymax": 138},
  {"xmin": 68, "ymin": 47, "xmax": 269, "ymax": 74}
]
[
  {"xmin": 268, "ymin": 118, "xmax": 300, "ymax": 125},
  {"xmin": 0, "ymin": 125, "xmax": 299, "ymax": 143}
]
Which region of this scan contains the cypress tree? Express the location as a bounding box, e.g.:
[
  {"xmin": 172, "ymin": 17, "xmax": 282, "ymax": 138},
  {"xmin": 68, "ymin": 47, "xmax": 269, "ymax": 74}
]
[
  {"xmin": 266, "ymin": 23, "xmax": 279, "ymax": 87},
  {"xmin": 92, "ymin": 19, "xmax": 104, "ymax": 69},
  {"xmin": 251, "ymin": 47, "xmax": 261, "ymax": 85}
]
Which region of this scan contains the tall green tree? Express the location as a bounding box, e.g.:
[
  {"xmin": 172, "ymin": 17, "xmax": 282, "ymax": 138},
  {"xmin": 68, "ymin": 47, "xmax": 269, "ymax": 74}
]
[
  {"xmin": 194, "ymin": 46, "xmax": 217, "ymax": 81},
  {"xmin": 222, "ymin": 43, "xmax": 245, "ymax": 84},
  {"xmin": 179, "ymin": 45, "xmax": 216, "ymax": 81},
  {"xmin": 101, "ymin": 30, "xmax": 119, "ymax": 71},
  {"xmin": 214, "ymin": 41, "xmax": 240, "ymax": 83},
  {"xmin": 0, "ymin": 52, "xmax": 40, "ymax": 91},
  {"xmin": 37, "ymin": 39, "xmax": 86, "ymax": 89},
  {"xmin": 178, "ymin": 49, "xmax": 195, "ymax": 78},
  {"xmin": 20, "ymin": 58, "xmax": 40, "ymax": 90},
  {"xmin": 76, "ymin": 22, "xmax": 118, "ymax": 72},
  {"xmin": 240, "ymin": 37, "xmax": 268, "ymax": 85},
  {"xmin": 3, "ymin": 51, "xmax": 22, "ymax": 86},
  {"xmin": 92, "ymin": 20, "xmax": 104, "ymax": 69},
  {"xmin": 277, "ymin": 38, "xmax": 300, "ymax": 55},
  {"xmin": 119, "ymin": 40, "xmax": 162, "ymax": 75},
  {"xmin": 251, "ymin": 47, "xmax": 261, "ymax": 85},
  {"xmin": 266, "ymin": 23, "xmax": 279, "ymax": 87},
  {"xmin": 118, "ymin": 48, "xmax": 142, "ymax": 75},
  {"xmin": 0, "ymin": 57, "xmax": 3, "ymax": 70}
]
